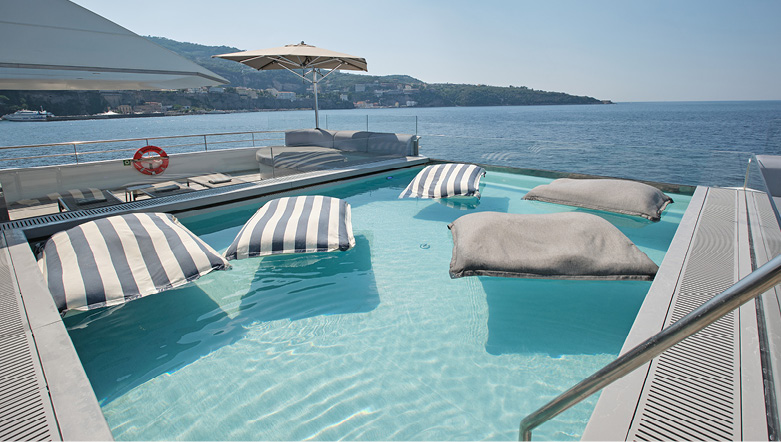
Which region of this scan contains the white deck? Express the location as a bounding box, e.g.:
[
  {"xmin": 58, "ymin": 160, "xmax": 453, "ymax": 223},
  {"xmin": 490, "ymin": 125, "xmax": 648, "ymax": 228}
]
[{"xmin": 583, "ymin": 187, "xmax": 778, "ymax": 440}]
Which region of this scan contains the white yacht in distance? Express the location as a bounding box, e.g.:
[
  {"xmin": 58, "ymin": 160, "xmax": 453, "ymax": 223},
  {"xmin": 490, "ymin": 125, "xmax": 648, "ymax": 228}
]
[{"xmin": 1, "ymin": 108, "xmax": 54, "ymax": 121}]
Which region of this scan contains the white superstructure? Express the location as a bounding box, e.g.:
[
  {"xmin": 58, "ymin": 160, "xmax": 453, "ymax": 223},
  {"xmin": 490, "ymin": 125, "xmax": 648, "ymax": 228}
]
[{"xmin": 1, "ymin": 109, "xmax": 53, "ymax": 121}]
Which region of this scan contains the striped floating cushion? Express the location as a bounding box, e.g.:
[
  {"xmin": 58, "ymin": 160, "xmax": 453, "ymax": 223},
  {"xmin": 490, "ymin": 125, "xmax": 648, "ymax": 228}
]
[
  {"xmin": 399, "ymin": 163, "xmax": 486, "ymax": 199},
  {"xmin": 38, "ymin": 213, "xmax": 230, "ymax": 313},
  {"xmin": 224, "ymin": 195, "xmax": 355, "ymax": 261}
]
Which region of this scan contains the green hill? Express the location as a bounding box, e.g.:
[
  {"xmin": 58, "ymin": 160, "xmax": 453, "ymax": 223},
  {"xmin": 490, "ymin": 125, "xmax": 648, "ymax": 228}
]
[
  {"xmin": 0, "ymin": 37, "xmax": 609, "ymax": 116},
  {"xmin": 148, "ymin": 36, "xmax": 608, "ymax": 107}
]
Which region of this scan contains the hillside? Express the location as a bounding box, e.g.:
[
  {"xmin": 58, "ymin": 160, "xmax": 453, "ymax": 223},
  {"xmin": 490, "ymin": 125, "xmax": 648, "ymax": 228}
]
[
  {"xmin": 149, "ymin": 37, "xmax": 608, "ymax": 107},
  {"xmin": 0, "ymin": 37, "xmax": 608, "ymax": 116}
]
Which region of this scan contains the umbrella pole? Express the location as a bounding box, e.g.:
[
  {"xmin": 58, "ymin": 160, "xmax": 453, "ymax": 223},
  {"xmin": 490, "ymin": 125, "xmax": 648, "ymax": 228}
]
[{"xmin": 313, "ymin": 70, "xmax": 320, "ymax": 129}]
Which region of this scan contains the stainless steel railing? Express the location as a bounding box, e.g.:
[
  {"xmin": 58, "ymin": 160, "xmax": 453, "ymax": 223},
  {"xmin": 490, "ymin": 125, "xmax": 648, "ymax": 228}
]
[
  {"xmin": 518, "ymin": 253, "xmax": 781, "ymax": 441},
  {"xmin": 0, "ymin": 130, "xmax": 285, "ymax": 165}
]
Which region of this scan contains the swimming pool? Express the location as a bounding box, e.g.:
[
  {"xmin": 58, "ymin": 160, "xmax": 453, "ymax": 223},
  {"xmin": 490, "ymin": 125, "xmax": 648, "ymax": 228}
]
[{"xmin": 63, "ymin": 167, "xmax": 691, "ymax": 440}]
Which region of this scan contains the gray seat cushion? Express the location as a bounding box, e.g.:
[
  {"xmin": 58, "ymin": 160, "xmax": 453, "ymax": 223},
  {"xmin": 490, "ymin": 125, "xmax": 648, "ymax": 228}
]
[
  {"xmin": 284, "ymin": 129, "xmax": 335, "ymax": 148},
  {"xmin": 333, "ymin": 130, "xmax": 370, "ymax": 152},
  {"xmin": 448, "ymin": 212, "xmax": 658, "ymax": 280},
  {"xmin": 523, "ymin": 178, "xmax": 673, "ymax": 221}
]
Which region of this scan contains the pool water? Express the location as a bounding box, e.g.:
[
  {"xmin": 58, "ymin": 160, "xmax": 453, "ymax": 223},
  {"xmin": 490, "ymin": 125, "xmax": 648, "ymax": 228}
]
[{"xmin": 64, "ymin": 168, "xmax": 691, "ymax": 440}]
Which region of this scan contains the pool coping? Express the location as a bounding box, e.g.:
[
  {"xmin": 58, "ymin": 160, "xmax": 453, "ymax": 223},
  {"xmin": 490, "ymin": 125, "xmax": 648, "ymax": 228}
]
[{"xmin": 582, "ymin": 187, "xmax": 772, "ymax": 440}]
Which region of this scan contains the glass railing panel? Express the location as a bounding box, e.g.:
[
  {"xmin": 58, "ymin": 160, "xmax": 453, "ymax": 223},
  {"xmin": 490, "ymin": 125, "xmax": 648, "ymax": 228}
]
[{"xmin": 419, "ymin": 135, "xmax": 754, "ymax": 188}]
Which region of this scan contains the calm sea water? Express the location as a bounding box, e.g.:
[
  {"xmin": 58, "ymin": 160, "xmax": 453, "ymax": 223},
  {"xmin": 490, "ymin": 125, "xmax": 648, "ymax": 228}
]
[{"xmin": 1, "ymin": 101, "xmax": 780, "ymax": 186}]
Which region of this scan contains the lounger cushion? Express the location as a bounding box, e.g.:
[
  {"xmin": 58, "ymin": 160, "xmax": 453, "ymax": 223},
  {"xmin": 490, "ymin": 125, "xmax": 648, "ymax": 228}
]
[
  {"xmin": 522, "ymin": 178, "xmax": 673, "ymax": 221},
  {"xmin": 399, "ymin": 163, "xmax": 486, "ymax": 199},
  {"xmin": 38, "ymin": 212, "xmax": 230, "ymax": 313},
  {"xmin": 285, "ymin": 129, "xmax": 335, "ymax": 148},
  {"xmin": 448, "ymin": 212, "xmax": 658, "ymax": 280},
  {"xmin": 224, "ymin": 195, "xmax": 355, "ymax": 260}
]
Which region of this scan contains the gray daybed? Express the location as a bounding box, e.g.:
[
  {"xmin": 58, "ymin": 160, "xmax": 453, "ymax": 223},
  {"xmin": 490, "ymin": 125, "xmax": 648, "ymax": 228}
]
[{"xmin": 257, "ymin": 129, "xmax": 420, "ymax": 172}]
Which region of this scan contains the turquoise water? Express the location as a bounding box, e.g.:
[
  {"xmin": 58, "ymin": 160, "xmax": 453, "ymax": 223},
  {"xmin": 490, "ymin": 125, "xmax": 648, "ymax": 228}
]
[{"xmin": 64, "ymin": 168, "xmax": 691, "ymax": 440}]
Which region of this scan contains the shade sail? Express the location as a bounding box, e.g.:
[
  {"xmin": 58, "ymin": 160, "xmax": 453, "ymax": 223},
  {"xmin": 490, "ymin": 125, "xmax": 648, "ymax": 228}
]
[
  {"xmin": 38, "ymin": 212, "xmax": 230, "ymax": 313},
  {"xmin": 224, "ymin": 195, "xmax": 355, "ymax": 260},
  {"xmin": 0, "ymin": 0, "xmax": 228, "ymax": 90},
  {"xmin": 399, "ymin": 163, "xmax": 486, "ymax": 199}
]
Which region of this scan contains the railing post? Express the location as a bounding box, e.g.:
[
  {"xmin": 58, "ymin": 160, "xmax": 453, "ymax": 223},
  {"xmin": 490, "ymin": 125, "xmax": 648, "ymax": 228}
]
[
  {"xmin": 270, "ymin": 147, "xmax": 275, "ymax": 179},
  {"xmin": 366, "ymin": 115, "xmax": 369, "ymax": 132},
  {"xmin": 73, "ymin": 144, "xmax": 79, "ymax": 164},
  {"xmin": 252, "ymin": 133, "xmax": 256, "ymax": 148},
  {"xmin": 203, "ymin": 135, "xmax": 208, "ymax": 151}
]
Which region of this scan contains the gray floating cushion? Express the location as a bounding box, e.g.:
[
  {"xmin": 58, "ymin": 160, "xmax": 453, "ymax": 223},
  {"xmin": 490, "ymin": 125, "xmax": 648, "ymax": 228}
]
[
  {"xmin": 522, "ymin": 178, "xmax": 673, "ymax": 221},
  {"xmin": 448, "ymin": 212, "xmax": 658, "ymax": 280}
]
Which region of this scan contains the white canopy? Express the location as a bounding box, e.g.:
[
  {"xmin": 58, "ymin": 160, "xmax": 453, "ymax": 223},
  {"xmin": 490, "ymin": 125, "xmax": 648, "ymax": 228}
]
[
  {"xmin": 214, "ymin": 42, "xmax": 367, "ymax": 72},
  {"xmin": 0, "ymin": 0, "xmax": 228, "ymax": 90},
  {"xmin": 214, "ymin": 42, "xmax": 366, "ymax": 128}
]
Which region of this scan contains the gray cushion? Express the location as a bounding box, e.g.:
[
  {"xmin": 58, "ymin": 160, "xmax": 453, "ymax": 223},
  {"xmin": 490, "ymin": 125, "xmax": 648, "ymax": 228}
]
[
  {"xmin": 523, "ymin": 178, "xmax": 673, "ymax": 221},
  {"xmin": 333, "ymin": 130, "xmax": 370, "ymax": 152},
  {"xmin": 285, "ymin": 129, "xmax": 335, "ymax": 148},
  {"xmin": 367, "ymin": 132, "xmax": 415, "ymax": 156},
  {"xmin": 448, "ymin": 212, "xmax": 658, "ymax": 280}
]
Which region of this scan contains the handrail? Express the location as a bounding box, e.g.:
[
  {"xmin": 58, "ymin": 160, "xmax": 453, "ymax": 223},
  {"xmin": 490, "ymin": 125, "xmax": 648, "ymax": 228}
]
[
  {"xmin": 519, "ymin": 253, "xmax": 781, "ymax": 441},
  {"xmin": 0, "ymin": 129, "xmax": 285, "ymax": 151}
]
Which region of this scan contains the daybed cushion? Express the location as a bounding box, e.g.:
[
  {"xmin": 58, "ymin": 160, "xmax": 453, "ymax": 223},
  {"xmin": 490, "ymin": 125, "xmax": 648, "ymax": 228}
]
[
  {"xmin": 522, "ymin": 178, "xmax": 673, "ymax": 221},
  {"xmin": 224, "ymin": 195, "xmax": 355, "ymax": 260},
  {"xmin": 367, "ymin": 132, "xmax": 416, "ymax": 156},
  {"xmin": 256, "ymin": 147, "xmax": 347, "ymax": 171},
  {"xmin": 38, "ymin": 212, "xmax": 230, "ymax": 313},
  {"xmin": 285, "ymin": 129, "xmax": 335, "ymax": 148},
  {"xmin": 448, "ymin": 212, "xmax": 658, "ymax": 280},
  {"xmin": 399, "ymin": 163, "xmax": 486, "ymax": 199},
  {"xmin": 333, "ymin": 130, "xmax": 370, "ymax": 152}
]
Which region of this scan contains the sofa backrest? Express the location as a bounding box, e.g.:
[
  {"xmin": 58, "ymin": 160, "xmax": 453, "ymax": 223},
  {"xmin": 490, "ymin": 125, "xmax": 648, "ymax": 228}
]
[
  {"xmin": 333, "ymin": 131, "xmax": 371, "ymax": 152},
  {"xmin": 284, "ymin": 129, "xmax": 419, "ymax": 156},
  {"xmin": 285, "ymin": 129, "xmax": 335, "ymax": 148},
  {"xmin": 367, "ymin": 132, "xmax": 417, "ymax": 156}
]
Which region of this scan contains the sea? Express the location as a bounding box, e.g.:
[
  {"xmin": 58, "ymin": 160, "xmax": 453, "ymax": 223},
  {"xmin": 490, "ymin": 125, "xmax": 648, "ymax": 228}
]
[{"xmin": 1, "ymin": 101, "xmax": 780, "ymax": 188}]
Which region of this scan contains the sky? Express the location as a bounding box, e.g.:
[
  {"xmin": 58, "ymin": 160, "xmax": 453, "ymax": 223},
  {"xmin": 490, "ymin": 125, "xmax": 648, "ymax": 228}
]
[{"xmin": 70, "ymin": 0, "xmax": 781, "ymax": 102}]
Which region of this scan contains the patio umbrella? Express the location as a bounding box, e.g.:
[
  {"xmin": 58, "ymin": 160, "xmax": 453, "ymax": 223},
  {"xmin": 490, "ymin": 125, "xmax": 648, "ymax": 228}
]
[{"xmin": 213, "ymin": 42, "xmax": 367, "ymax": 128}]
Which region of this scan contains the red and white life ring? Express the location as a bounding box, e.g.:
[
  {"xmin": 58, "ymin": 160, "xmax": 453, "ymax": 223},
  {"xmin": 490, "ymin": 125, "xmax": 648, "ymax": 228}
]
[{"xmin": 133, "ymin": 145, "xmax": 169, "ymax": 175}]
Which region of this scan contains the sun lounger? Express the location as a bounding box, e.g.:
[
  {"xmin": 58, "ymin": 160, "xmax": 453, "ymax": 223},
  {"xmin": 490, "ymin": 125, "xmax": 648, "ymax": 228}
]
[
  {"xmin": 136, "ymin": 181, "xmax": 196, "ymax": 199},
  {"xmin": 9, "ymin": 188, "xmax": 123, "ymax": 212}
]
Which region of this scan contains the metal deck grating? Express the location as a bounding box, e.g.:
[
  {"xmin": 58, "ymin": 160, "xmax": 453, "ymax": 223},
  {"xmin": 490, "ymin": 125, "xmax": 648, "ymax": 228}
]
[
  {"xmin": 0, "ymin": 235, "xmax": 59, "ymax": 441},
  {"xmin": 627, "ymin": 188, "xmax": 741, "ymax": 440}
]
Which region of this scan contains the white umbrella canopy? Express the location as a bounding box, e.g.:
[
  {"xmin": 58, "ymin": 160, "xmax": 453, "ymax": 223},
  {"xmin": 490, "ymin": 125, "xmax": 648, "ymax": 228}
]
[
  {"xmin": 0, "ymin": 0, "xmax": 228, "ymax": 90},
  {"xmin": 214, "ymin": 42, "xmax": 367, "ymax": 72},
  {"xmin": 213, "ymin": 42, "xmax": 367, "ymax": 128}
]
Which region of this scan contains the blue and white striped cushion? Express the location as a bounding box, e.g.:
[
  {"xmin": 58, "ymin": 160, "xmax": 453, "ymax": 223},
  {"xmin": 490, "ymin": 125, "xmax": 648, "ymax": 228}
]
[
  {"xmin": 38, "ymin": 212, "xmax": 230, "ymax": 313},
  {"xmin": 399, "ymin": 163, "xmax": 486, "ymax": 199},
  {"xmin": 224, "ymin": 195, "xmax": 355, "ymax": 260}
]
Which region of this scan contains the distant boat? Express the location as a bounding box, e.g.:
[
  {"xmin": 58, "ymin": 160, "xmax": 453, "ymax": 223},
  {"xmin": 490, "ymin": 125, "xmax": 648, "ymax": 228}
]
[{"xmin": 1, "ymin": 109, "xmax": 54, "ymax": 121}]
